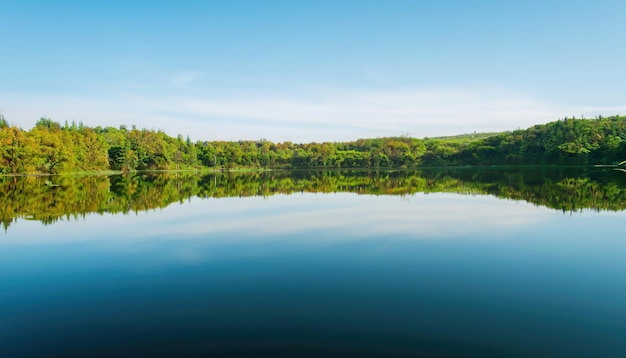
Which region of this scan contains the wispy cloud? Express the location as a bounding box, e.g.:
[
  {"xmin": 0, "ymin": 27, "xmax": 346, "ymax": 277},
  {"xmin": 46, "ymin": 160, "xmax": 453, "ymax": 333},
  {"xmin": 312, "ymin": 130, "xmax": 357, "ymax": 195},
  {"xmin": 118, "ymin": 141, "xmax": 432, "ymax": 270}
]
[
  {"xmin": 2, "ymin": 86, "xmax": 624, "ymax": 142},
  {"xmin": 169, "ymin": 71, "xmax": 204, "ymax": 87}
]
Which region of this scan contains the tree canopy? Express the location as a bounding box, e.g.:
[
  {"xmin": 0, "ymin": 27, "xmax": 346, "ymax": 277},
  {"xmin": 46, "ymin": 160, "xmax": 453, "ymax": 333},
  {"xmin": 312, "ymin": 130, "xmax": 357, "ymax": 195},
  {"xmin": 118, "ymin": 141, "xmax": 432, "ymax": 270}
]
[{"xmin": 1, "ymin": 115, "xmax": 625, "ymax": 175}]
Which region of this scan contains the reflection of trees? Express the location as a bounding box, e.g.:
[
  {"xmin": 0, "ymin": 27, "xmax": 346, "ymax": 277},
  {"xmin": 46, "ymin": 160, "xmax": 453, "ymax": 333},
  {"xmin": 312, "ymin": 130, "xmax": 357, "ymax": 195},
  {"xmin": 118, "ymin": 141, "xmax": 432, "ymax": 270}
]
[
  {"xmin": 0, "ymin": 175, "xmax": 112, "ymax": 230},
  {"xmin": 2, "ymin": 168, "xmax": 626, "ymax": 230}
]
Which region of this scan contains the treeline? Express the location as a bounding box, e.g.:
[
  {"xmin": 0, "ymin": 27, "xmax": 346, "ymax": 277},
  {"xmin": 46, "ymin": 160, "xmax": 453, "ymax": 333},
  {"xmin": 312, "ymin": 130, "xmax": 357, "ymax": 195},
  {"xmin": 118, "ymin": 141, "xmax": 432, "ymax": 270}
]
[
  {"xmin": 1, "ymin": 115, "xmax": 626, "ymax": 174},
  {"xmin": 3, "ymin": 168, "xmax": 626, "ymax": 230},
  {"xmin": 438, "ymin": 115, "xmax": 626, "ymax": 166}
]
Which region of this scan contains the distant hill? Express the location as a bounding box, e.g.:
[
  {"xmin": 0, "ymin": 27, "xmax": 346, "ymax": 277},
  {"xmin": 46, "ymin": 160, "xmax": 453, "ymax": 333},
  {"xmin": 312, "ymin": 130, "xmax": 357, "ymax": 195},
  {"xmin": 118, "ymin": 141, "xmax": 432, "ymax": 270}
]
[{"xmin": 425, "ymin": 132, "xmax": 502, "ymax": 144}]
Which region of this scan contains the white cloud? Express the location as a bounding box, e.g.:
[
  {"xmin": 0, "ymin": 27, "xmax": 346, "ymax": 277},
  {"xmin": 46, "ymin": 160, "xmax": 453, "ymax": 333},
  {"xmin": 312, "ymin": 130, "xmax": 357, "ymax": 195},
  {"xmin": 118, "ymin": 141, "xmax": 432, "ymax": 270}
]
[{"xmin": 1, "ymin": 87, "xmax": 624, "ymax": 142}]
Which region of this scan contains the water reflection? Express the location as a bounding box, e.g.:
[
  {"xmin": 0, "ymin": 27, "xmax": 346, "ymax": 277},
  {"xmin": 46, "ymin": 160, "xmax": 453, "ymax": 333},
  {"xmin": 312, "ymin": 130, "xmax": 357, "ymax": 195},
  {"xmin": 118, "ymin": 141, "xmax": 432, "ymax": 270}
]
[
  {"xmin": 3, "ymin": 193, "xmax": 552, "ymax": 246},
  {"xmin": 2, "ymin": 168, "xmax": 625, "ymax": 230},
  {"xmin": 1, "ymin": 171, "xmax": 625, "ymax": 357},
  {"xmin": 0, "ymin": 197, "xmax": 624, "ymax": 357}
]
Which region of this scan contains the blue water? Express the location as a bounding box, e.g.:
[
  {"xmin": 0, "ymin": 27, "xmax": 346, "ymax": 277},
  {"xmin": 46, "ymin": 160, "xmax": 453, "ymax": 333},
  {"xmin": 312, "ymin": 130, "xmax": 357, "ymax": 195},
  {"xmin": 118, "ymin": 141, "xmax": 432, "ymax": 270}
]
[{"xmin": 1, "ymin": 193, "xmax": 625, "ymax": 357}]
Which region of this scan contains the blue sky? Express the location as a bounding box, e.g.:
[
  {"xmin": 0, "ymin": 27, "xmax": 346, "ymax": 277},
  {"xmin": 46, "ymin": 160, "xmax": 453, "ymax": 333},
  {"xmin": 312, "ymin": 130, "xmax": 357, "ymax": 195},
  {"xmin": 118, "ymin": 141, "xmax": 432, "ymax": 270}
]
[{"xmin": 1, "ymin": 0, "xmax": 625, "ymax": 142}]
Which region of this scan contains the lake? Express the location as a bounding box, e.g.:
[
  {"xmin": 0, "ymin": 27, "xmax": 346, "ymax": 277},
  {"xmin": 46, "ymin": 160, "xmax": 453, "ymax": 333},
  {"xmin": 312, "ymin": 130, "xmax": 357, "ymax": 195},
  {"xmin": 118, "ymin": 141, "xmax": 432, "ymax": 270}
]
[{"xmin": 1, "ymin": 168, "xmax": 625, "ymax": 357}]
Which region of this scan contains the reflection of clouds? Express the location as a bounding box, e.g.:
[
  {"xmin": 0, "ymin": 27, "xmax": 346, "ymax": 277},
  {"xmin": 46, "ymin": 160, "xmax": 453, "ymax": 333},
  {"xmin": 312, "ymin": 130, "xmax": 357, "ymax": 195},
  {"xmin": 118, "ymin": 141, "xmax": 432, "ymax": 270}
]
[
  {"xmin": 173, "ymin": 246, "xmax": 206, "ymax": 264},
  {"xmin": 1, "ymin": 193, "xmax": 550, "ymax": 247},
  {"xmin": 186, "ymin": 193, "xmax": 549, "ymax": 241}
]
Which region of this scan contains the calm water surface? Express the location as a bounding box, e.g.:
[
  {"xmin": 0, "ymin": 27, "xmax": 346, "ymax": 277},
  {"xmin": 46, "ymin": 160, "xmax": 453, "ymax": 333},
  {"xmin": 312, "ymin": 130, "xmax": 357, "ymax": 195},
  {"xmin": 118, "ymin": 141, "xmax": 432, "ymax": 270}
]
[{"xmin": 1, "ymin": 170, "xmax": 625, "ymax": 357}]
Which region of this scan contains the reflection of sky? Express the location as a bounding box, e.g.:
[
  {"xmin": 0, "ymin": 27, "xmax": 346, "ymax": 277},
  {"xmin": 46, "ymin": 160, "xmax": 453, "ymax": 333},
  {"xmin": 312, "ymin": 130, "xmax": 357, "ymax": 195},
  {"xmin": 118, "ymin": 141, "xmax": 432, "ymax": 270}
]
[
  {"xmin": 3, "ymin": 191, "xmax": 625, "ymax": 275},
  {"xmin": 0, "ymin": 192, "xmax": 590, "ymax": 245},
  {"xmin": 1, "ymin": 193, "xmax": 625, "ymax": 357}
]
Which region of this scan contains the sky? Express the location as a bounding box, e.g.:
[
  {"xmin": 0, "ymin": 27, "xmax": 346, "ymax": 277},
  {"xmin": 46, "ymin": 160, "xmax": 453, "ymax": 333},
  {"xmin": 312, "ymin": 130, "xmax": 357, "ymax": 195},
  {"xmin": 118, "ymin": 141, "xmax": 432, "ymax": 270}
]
[{"xmin": 1, "ymin": 0, "xmax": 625, "ymax": 142}]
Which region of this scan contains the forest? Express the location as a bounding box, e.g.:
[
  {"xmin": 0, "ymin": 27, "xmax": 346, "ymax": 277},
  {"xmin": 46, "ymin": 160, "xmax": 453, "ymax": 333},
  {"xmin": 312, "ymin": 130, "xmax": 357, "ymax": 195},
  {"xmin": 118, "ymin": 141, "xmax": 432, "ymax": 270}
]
[{"xmin": 1, "ymin": 114, "xmax": 626, "ymax": 174}]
